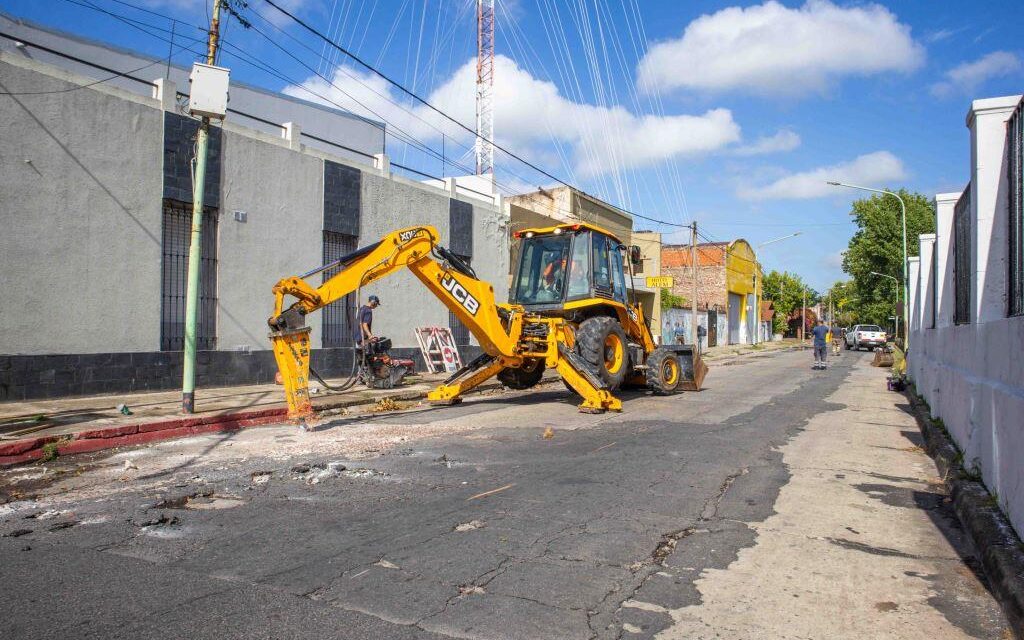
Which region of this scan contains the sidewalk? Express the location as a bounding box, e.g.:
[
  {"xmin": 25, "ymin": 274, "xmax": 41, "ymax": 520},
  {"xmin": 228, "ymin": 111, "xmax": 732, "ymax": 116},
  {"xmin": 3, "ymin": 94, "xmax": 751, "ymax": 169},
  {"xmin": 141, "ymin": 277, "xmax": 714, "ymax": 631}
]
[
  {"xmin": 658, "ymin": 350, "xmax": 1013, "ymax": 638},
  {"xmin": 0, "ymin": 371, "xmax": 467, "ymax": 466},
  {"xmin": 701, "ymin": 338, "xmax": 800, "ymax": 361},
  {"xmin": 0, "ymin": 339, "xmax": 797, "ymax": 466}
]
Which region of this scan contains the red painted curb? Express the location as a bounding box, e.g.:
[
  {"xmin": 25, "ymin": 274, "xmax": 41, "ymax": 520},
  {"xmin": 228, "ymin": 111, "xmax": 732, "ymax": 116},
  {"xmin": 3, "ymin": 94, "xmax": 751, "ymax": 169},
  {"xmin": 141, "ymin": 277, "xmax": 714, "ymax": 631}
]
[
  {"xmin": 0, "ymin": 407, "xmax": 289, "ymax": 467},
  {"xmin": 0, "ymin": 382, "xmax": 473, "ymax": 467}
]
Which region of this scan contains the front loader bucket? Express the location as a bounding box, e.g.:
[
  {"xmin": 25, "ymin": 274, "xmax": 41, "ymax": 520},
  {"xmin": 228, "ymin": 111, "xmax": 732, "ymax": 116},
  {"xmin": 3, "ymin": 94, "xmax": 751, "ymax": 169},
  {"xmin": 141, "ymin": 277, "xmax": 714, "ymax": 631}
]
[{"xmin": 673, "ymin": 345, "xmax": 707, "ymax": 392}]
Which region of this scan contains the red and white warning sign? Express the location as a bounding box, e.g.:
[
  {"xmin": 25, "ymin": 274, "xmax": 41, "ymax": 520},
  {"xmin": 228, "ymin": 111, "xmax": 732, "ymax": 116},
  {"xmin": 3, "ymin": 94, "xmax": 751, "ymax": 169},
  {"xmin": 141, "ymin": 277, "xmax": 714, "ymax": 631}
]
[{"xmin": 414, "ymin": 327, "xmax": 463, "ymax": 373}]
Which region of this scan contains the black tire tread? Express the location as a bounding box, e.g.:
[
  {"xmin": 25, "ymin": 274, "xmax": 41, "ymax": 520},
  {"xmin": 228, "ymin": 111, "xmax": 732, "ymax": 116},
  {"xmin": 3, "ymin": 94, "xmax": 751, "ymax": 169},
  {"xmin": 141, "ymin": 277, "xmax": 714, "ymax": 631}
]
[
  {"xmin": 497, "ymin": 359, "xmax": 544, "ymax": 390},
  {"xmin": 646, "ymin": 347, "xmax": 682, "ymax": 395},
  {"xmin": 575, "ymin": 316, "xmax": 629, "ymax": 390}
]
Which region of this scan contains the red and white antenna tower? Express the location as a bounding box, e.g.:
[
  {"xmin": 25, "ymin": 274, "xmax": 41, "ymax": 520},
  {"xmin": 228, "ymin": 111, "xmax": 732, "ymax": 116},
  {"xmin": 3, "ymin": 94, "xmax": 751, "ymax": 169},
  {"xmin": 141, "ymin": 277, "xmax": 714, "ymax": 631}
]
[{"xmin": 475, "ymin": 0, "xmax": 495, "ymax": 175}]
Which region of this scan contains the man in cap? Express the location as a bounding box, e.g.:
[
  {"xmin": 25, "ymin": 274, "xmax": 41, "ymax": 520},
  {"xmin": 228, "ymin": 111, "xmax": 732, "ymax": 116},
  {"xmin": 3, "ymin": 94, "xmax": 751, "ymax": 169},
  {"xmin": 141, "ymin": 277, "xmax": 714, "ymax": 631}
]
[{"xmin": 354, "ymin": 295, "xmax": 381, "ymax": 347}]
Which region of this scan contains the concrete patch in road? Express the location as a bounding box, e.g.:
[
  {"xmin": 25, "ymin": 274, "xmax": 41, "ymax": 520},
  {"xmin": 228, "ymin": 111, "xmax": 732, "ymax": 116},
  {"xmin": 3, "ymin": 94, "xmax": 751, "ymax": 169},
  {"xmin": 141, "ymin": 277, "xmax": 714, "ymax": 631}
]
[{"xmin": 420, "ymin": 590, "xmax": 592, "ymax": 640}]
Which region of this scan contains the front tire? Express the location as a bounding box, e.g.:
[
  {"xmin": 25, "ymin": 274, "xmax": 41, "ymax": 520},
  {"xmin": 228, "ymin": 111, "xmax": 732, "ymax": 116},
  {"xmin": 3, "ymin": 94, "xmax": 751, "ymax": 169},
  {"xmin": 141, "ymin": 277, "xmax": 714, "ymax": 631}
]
[
  {"xmin": 574, "ymin": 316, "xmax": 629, "ymax": 390},
  {"xmin": 646, "ymin": 347, "xmax": 682, "ymax": 395}
]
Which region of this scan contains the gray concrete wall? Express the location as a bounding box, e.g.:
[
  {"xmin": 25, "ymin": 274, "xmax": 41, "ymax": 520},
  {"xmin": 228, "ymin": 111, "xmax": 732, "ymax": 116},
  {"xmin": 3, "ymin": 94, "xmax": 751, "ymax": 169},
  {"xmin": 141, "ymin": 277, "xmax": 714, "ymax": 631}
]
[
  {"xmin": 218, "ymin": 128, "xmax": 324, "ymax": 351},
  {"xmin": 0, "ymin": 12, "xmax": 385, "ymax": 163},
  {"xmin": 0, "ymin": 50, "xmax": 509, "ymax": 399},
  {"xmin": 0, "ymin": 52, "xmax": 163, "ymax": 354}
]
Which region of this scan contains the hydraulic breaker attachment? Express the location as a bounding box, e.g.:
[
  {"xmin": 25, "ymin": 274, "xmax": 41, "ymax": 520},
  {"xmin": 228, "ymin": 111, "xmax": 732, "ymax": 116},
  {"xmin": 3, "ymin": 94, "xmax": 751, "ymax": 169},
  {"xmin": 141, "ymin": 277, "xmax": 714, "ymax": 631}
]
[
  {"xmin": 556, "ymin": 344, "xmax": 621, "ymax": 413},
  {"xmin": 270, "ymin": 327, "xmax": 314, "ymax": 422}
]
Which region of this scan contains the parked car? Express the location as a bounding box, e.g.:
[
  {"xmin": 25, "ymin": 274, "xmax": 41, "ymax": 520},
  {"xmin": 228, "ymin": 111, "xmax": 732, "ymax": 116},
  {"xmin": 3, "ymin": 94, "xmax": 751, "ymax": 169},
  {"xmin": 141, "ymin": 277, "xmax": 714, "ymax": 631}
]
[{"xmin": 845, "ymin": 325, "xmax": 887, "ymax": 350}]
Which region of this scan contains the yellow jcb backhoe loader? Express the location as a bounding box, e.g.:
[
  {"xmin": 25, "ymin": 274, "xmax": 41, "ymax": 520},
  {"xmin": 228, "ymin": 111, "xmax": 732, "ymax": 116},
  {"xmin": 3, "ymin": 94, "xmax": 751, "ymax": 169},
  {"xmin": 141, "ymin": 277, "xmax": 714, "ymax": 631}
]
[{"xmin": 268, "ymin": 223, "xmax": 706, "ymax": 424}]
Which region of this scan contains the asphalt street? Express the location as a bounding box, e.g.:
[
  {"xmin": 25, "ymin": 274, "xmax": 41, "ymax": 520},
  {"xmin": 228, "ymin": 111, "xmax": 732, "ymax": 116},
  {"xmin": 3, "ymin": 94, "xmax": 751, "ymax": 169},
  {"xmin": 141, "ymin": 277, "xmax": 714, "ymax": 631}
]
[{"xmin": 0, "ymin": 349, "xmax": 1011, "ymax": 639}]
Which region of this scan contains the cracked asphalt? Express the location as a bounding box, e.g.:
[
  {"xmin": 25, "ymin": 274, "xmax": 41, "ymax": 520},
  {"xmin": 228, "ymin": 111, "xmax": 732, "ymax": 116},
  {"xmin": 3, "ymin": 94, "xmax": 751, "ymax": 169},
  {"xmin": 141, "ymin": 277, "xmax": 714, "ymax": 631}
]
[{"xmin": 0, "ymin": 349, "xmax": 1011, "ymax": 639}]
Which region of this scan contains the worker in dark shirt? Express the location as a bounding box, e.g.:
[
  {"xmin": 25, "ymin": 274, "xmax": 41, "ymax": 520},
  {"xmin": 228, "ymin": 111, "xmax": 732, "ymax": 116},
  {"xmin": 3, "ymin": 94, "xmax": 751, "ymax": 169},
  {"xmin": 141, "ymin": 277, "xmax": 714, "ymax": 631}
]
[
  {"xmin": 811, "ymin": 319, "xmax": 830, "ymax": 370},
  {"xmin": 353, "ymin": 295, "xmax": 380, "ymax": 347}
]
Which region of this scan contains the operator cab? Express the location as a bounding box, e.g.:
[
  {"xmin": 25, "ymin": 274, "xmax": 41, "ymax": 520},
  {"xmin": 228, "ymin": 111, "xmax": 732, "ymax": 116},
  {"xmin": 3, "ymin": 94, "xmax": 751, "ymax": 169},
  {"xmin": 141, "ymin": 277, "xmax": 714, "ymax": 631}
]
[{"xmin": 511, "ymin": 224, "xmax": 632, "ymax": 311}]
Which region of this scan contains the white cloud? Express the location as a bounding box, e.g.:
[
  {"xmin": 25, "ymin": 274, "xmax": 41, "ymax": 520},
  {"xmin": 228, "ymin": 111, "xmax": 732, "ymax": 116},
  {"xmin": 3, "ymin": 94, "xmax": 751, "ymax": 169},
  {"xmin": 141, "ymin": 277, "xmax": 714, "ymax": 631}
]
[
  {"xmin": 924, "ymin": 28, "xmax": 965, "ymax": 44},
  {"xmin": 823, "ymin": 250, "xmax": 845, "ymax": 268},
  {"xmin": 738, "ymin": 151, "xmax": 906, "ymax": 200},
  {"xmin": 285, "ymin": 55, "xmax": 741, "ymax": 178},
  {"xmin": 637, "ymin": 0, "xmax": 925, "ymax": 97},
  {"xmin": 930, "ymin": 51, "xmax": 1022, "ymax": 98},
  {"xmin": 732, "ymin": 130, "xmax": 801, "ymax": 156}
]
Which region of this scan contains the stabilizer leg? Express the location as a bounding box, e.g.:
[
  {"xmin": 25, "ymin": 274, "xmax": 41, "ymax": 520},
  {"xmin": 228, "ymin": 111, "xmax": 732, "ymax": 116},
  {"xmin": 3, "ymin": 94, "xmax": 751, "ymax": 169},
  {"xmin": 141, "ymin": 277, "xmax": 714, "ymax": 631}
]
[
  {"xmin": 427, "ymin": 356, "xmax": 507, "ymax": 405},
  {"xmin": 555, "ymin": 345, "xmax": 622, "ymax": 413}
]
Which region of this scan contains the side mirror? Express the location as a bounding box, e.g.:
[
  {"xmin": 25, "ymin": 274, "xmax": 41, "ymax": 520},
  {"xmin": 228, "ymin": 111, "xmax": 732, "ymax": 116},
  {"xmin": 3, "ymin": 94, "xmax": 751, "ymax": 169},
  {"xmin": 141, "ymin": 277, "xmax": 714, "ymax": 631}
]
[{"xmin": 629, "ymin": 245, "xmax": 642, "ymax": 265}]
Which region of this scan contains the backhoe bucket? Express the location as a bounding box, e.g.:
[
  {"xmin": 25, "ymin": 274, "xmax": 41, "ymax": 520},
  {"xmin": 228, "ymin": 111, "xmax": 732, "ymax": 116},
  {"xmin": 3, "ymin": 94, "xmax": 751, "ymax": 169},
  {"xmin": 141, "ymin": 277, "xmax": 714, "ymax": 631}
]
[{"xmin": 673, "ymin": 345, "xmax": 707, "ymax": 392}]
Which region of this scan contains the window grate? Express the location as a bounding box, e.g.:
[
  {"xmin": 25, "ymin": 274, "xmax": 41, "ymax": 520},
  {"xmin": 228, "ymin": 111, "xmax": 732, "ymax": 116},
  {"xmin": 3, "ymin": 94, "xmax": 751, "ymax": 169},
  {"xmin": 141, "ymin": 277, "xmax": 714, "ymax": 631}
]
[
  {"xmin": 449, "ymin": 255, "xmax": 472, "ymax": 346},
  {"xmin": 322, "ymin": 231, "xmax": 359, "ymax": 348},
  {"xmin": 953, "ymin": 184, "xmax": 972, "ymax": 325},
  {"xmin": 161, "ymin": 200, "xmax": 218, "ymax": 351},
  {"xmin": 1008, "ymin": 98, "xmax": 1024, "ymax": 317}
]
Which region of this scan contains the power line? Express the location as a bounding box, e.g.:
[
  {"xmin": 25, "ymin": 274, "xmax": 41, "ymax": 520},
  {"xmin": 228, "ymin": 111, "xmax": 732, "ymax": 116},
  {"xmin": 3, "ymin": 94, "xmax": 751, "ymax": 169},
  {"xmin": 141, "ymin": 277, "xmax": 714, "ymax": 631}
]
[{"xmin": 261, "ymin": 0, "xmax": 691, "ymax": 231}]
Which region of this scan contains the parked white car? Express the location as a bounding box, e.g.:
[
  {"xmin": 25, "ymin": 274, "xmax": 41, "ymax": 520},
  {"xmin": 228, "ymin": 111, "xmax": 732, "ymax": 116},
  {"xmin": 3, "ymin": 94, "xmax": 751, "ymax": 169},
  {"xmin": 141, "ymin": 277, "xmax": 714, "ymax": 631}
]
[{"xmin": 845, "ymin": 324, "xmax": 887, "ymax": 350}]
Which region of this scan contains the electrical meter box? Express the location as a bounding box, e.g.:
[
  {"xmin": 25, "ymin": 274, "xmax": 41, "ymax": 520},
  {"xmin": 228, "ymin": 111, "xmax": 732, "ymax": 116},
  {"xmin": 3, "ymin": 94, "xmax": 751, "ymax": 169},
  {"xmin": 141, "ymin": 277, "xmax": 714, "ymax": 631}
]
[{"xmin": 188, "ymin": 63, "xmax": 229, "ymax": 119}]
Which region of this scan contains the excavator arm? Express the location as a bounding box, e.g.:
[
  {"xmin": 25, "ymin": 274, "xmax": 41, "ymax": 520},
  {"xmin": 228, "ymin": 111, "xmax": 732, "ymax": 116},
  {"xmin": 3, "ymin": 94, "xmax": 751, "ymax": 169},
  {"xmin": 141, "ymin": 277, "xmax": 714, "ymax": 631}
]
[{"xmin": 268, "ymin": 225, "xmax": 525, "ymax": 421}]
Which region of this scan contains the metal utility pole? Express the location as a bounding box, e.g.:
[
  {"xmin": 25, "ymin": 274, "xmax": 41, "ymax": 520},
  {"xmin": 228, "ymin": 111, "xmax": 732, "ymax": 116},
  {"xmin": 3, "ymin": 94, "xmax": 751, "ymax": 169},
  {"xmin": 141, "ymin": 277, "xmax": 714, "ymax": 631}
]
[
  {"xmin": 690, "ymin": 222, "xmax": 699, "ymax": 347},
  {"xmin": 182, "ymin": 0, "xmax": 224, "ymax": 414},
  {"xmin": 475, "ymin": 0, "xmax": 495, "ymax": 175},
  {"xmin": 802, "ymin": 287, "xmax": 807, "ymax": 347}
]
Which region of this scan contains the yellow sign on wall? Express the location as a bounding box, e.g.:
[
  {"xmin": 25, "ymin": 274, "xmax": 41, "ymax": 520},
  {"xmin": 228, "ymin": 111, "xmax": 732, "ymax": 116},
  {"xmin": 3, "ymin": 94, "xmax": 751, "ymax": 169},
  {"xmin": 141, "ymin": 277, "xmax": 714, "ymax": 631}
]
[{"xmin": 646, "ymin": 276, "xmax": 674, "ymax": 288}]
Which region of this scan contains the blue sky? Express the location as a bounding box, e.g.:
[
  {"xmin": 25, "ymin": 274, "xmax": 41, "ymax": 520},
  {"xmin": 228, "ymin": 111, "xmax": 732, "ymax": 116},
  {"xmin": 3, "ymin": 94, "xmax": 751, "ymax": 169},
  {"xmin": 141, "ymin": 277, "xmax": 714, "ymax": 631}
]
[{"xmin": 5, "ymin": 0, "xmax": 1023, "ymax": 290}]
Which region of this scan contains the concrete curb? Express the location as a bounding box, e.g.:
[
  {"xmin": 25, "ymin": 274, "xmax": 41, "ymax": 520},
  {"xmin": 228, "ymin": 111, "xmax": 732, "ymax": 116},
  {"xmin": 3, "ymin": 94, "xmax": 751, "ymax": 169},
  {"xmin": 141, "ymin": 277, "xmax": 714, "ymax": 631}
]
[
  {"xmin": 907, "ymin": 389, "xmax": 1024, "ymax": 637},
  {"xmin": 0, "ymin": 380, "xmax": 509, "ymax": 468}
]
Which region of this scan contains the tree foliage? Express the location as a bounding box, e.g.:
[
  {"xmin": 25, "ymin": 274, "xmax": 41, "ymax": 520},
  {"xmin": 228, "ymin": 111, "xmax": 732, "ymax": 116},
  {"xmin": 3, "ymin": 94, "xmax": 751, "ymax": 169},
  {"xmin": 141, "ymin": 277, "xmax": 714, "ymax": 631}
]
[
  {"xmin": 660, "ymin": 288, "xmax": 687, "ymax": 310},
  {"xmin": 824, "ymin": 280, "xmax": 859, "ymax": 328},
  {"xmin": 762, "ymin": 270, "xmax": 817, "ymax": 335},
  {"xmin": 841, "ymin": 189, "xmax": 935, "ymax": 328}
]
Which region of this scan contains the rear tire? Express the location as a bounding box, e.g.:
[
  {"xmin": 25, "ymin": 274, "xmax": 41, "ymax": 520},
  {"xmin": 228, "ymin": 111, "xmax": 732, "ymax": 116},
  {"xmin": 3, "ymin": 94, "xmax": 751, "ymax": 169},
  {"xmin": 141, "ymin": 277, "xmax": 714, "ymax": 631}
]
[
  {"xmin": 646, "ymin": 347, "xmax": 683, "ymax": 395},
  {"xmin": 574, "ymin": 316, "xmax": 629, "ymax": 390},
  {"xmin": 497, "ymin": 359, "xmax": 544, "ymax": 390}
]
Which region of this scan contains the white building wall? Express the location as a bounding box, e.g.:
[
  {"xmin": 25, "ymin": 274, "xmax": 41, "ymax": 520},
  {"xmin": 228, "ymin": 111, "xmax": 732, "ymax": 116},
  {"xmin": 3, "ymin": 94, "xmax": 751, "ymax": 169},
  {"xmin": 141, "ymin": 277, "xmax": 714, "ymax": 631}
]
[
  {"xmin": 934, "ymin": 193, "xmax": 961, "ymax": 329},
  {"xmin": 907, "ymin": 257, "xmax": 920, "ymax": 335},
  {"xmin": 909, "ymin": 94, "xmax": 1024, "ymax": 538}
]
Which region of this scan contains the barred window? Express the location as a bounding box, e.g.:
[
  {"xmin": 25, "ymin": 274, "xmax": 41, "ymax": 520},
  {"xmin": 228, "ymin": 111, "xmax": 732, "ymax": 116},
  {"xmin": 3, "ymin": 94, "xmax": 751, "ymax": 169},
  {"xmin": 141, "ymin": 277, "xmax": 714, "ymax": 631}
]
[
  {"xmin": 449, "ymin": 255, "xmax": 472, "ymax": 346},
  {"xmin": 322, "ymin": 231, "xmax": 359, "ymax": 348},
  {"xmin": 161, "ymin": 200, "xmax": 218, "ymax": 351},
  {"xmin": 1008, "ymin": 98, "xmax": 1024, "ymax": 317},
  {"xmin": 954, "ymin": 185, "xmax": 972, "ymax": 325}
]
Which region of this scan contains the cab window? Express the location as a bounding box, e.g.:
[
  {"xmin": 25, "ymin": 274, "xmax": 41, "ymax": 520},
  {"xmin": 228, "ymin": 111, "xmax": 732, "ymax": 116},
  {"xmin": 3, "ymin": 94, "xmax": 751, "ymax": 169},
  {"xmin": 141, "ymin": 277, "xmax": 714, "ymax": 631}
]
[
  {"xmin": 566, "ymin": 231, "xmax": 592, "ymax": 299},
  {"xmin": 611, "ymin": 245, "xmax": 627, "ymax": 303},
  {"xmin": 512, "ymin": 234, "xmax": 570, "ymax": 305},
  {"xmin": 592, "ymin": 233, "xmax": 612, "ymax": 293}
]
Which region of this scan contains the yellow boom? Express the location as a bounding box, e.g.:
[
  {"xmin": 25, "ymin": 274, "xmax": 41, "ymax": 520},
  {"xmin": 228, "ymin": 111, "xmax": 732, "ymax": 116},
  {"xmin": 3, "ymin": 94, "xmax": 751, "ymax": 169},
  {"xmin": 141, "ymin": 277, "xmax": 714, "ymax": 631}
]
[{"xmin": 268, "ymin": 225, "xmax": 621, "ymax": 423}]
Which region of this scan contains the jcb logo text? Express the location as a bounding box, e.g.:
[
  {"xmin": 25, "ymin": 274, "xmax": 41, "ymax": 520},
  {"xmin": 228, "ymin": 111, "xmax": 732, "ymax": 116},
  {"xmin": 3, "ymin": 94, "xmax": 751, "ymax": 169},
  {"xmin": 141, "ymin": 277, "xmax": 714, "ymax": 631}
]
[{"xmin": 441, "ymin": 274, "xmax": 480, "ymax": 316}]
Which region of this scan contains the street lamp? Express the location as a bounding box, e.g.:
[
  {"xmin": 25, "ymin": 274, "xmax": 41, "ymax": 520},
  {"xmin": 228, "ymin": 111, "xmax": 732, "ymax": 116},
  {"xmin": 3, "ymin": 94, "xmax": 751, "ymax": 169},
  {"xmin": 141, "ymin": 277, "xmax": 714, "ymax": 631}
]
[
  {"xmin": 826, "ymin": 181, "xmax": 908, "ymax": 345},
  {"xmin": 754, "ymin": 232, "xmax": 800, "ymax": 344},
  {"xmin": 870, "ymin": 271, "xmax": 901, "ymax": 341},
  {"xmin": 757, "ymin": 232, "xmax": 802, "ymax": 249}
]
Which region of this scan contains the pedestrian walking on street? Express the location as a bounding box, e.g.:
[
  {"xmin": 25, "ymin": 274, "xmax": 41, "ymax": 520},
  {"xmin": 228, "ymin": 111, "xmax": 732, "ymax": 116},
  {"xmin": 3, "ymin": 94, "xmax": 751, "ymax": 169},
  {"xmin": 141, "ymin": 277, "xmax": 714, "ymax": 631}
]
[{"xmin": 811, "ymin": 319, "xmax": 830, "ymax": 370}]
